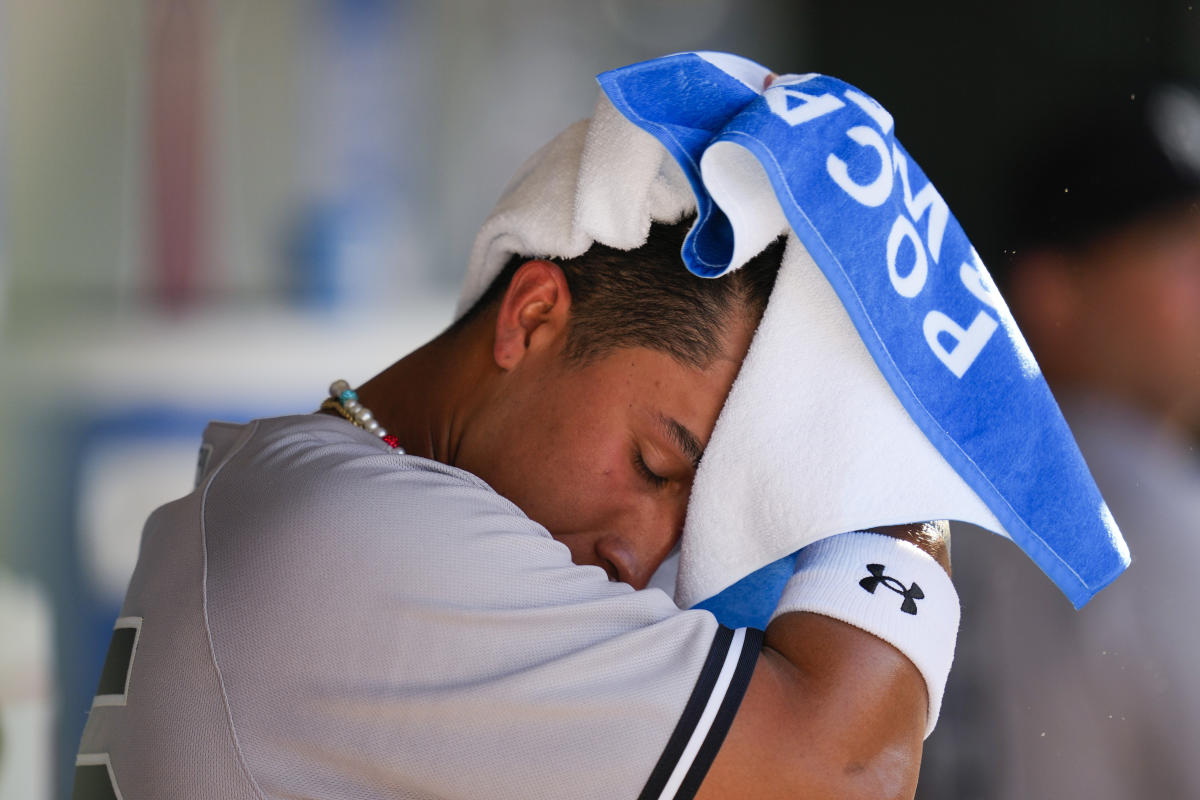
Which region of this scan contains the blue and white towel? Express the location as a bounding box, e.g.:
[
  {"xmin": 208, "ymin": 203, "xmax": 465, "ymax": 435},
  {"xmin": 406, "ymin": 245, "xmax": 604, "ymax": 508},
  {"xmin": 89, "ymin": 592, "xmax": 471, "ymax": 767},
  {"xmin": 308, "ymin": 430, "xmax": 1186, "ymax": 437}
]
[{"xmin": 462, "ymin": 52, "xmax": 1131, "ymax": 625}]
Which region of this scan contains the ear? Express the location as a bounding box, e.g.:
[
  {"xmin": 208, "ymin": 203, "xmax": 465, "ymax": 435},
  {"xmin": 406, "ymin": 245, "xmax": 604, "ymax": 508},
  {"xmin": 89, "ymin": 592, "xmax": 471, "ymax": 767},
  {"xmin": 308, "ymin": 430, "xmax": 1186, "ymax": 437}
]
[{"xmin": 492, "ymin": 260, "xmax": 572, "ymax": 370}]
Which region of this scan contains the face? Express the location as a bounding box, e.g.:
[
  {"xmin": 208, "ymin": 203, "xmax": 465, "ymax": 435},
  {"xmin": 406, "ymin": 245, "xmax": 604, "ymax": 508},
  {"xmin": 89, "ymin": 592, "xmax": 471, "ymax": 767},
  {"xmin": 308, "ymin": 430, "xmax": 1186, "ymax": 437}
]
[
  {"xmin": 1070, "ymin": 208, "xmax": 1200, "ymax": 427},
  {"xmin": 458, "ymin": 336, "xmax": 752, "ymax": 590}
]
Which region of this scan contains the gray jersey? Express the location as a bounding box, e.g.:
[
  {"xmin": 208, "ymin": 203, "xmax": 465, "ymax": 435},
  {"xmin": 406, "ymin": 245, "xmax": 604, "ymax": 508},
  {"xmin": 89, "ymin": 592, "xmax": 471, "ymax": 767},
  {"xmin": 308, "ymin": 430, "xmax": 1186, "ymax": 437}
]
[{"xmin": 74, "ymin": 414, "xmax": 760, "ymax": 800}]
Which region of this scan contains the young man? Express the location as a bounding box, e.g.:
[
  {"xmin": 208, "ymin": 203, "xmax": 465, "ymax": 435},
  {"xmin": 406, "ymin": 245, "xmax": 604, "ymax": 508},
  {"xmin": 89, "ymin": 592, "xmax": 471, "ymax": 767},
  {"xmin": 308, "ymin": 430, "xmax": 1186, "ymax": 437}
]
[{"xmin": 73, "ymin": 215, "xmax": 949, "ymax": 800}]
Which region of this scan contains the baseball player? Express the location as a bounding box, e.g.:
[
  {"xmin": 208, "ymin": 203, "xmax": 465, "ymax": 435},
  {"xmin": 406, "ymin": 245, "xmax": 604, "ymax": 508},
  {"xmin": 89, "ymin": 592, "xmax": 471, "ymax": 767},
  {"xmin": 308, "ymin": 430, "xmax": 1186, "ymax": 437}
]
[{"xmin": 73, "ymin": 217, "xmax": 952, "ymax": 800}]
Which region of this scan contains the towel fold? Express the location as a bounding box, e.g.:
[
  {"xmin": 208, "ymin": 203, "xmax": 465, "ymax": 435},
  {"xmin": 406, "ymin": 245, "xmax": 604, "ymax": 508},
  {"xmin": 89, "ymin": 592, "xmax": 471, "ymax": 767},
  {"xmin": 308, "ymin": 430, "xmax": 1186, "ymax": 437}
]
[
  {"xmin": 460, "ymin": 51, "xmax": 1131, "ymax": 619},
  {"xmin": 682, "ymin": 233, "xmax": 1004, "ymax": 625}
]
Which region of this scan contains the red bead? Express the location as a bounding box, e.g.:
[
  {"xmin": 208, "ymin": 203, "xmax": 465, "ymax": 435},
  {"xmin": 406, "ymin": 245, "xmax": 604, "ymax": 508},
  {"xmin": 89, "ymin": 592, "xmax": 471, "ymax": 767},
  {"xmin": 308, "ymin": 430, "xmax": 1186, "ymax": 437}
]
[{"xmin": 382, "ymin": 434, "xmax": 402, "ymax": 449}]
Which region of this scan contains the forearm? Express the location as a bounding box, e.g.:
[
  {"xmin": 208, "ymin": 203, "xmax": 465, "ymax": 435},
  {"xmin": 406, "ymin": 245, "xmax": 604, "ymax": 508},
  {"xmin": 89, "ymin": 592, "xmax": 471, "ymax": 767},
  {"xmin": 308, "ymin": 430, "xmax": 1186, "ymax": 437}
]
[
  {"xmin": 765, "ymin": 612, "xmax": 928, "ymax": 798},
  {"xmin": 697, "ymin": 523, "xmax": 953, "ymax": 800}
]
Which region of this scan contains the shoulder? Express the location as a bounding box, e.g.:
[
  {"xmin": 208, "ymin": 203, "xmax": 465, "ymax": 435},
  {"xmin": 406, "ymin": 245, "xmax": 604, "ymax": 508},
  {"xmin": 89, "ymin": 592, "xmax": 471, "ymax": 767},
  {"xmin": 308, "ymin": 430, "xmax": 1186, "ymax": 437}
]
[
  {"xmin": 204, "ymin": 413, "xmax": 513, "ymax": 529},
  {"xmin": 199, "ymin": 413, "xmax": 605, "ymax": 603},
  {"xmin": 209, "ymin": 413, "xmax": 493, "ymax": 488},
  {"xmin": 191, "ymin": 418, "xmax": 754, "ymax": 800}
]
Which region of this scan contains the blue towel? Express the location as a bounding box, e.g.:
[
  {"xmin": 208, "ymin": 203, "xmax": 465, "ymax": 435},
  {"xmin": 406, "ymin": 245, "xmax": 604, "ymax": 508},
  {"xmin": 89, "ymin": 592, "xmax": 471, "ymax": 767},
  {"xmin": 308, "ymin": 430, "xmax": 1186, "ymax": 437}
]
[{"xmin": 598, "ymin": 52, "xmax": 1130, "ymax": 614}]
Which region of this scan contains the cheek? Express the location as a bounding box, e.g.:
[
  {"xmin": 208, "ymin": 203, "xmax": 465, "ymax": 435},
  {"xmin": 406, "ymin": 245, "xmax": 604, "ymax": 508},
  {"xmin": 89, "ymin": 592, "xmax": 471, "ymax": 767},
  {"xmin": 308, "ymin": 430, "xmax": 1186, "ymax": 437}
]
[
  {"xmin": 503, "ymin": 423, "xmax": 631, "ymax": 532},
  {"xmin": 538, "ymin": 397, "xmax": 630, "ymax": 479},
  {"xmin": 1127, "ymin": 273, "xmax": 1200, "ymax": 353},
  {"xmin": 1086, "ymin": 268, "xmax": 1187, "ymax": 345},
  {"xmin": 1131, "ymin": 243, "xmax": 1200, "ymax": 331},
  {"xmin": 1084, "ymin": 264, "xmax": 1200, "ymax": 402}
]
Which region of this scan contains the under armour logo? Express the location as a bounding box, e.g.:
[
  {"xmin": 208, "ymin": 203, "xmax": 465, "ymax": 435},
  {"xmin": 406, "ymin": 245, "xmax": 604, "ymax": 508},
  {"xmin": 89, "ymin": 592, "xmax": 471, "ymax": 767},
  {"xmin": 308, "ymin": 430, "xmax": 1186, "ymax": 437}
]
[{"xmin": 860, "ymin": 564, "xmax": 924, "ymax": 615}]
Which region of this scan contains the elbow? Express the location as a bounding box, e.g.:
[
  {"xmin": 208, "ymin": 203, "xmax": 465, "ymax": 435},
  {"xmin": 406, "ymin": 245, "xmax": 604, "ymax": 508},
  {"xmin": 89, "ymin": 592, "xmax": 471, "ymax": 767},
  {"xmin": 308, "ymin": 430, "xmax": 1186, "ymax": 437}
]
[
  {"xmin": 760, "ymin": 695, "xmax": 923, "ymax": 800},
  {"xmin": 776, "ymin": 670, "xmax": 925, "ymax": 800},
  {"xmin": 836, "ymin": 740, "xmax": 922, "ymax": 800}
]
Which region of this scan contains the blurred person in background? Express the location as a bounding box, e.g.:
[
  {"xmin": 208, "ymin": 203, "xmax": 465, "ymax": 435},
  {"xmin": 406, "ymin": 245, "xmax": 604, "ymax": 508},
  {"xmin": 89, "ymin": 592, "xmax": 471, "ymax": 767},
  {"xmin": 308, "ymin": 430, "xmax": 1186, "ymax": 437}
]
[{"xmin": 921, "ymin": 82, "xmax": 1200, "ymax": 799}]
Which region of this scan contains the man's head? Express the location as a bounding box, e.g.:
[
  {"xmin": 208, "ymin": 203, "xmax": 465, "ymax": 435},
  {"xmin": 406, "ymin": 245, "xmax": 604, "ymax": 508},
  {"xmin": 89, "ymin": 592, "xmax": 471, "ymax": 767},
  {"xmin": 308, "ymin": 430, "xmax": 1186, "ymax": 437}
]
[
  {"xmin": 448, "ymin": 219, "xmax": 785, "ymax": 588},
  {"xmin": 998, "ymin": 83, "xmax": 1200, "ymax": 431}
]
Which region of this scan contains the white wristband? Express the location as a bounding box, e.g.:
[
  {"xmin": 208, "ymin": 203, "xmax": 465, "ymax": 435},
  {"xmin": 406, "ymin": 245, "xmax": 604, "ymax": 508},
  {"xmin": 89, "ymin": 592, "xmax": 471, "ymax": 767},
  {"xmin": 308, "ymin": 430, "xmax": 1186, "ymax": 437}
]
[{"xmin": 769, "ymin": 531, "xmax": 959, "ymax": 737}]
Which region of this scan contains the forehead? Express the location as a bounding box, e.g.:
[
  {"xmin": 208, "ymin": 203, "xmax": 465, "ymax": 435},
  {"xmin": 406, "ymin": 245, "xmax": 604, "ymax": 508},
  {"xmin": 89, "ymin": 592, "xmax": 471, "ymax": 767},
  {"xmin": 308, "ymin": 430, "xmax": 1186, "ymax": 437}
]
[{"xmin": 567, "ymin": 343, "xmax": 747, "ymax": 441}]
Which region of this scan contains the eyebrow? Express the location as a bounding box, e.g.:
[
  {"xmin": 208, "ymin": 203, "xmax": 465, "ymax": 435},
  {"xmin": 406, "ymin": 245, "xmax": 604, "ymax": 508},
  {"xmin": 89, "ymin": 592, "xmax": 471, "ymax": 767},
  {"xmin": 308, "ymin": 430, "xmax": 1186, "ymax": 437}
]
[{"xmin": 657, "ymin": 412, "xmax": 704, "ymax": 469}]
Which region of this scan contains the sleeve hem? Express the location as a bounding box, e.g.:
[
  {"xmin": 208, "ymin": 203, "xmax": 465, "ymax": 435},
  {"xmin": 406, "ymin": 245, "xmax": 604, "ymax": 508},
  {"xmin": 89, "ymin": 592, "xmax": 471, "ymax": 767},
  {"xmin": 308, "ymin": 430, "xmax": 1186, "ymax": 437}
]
[{"xmin": 637, "ymin": 626, "xmax": 762, "ymax": 800}]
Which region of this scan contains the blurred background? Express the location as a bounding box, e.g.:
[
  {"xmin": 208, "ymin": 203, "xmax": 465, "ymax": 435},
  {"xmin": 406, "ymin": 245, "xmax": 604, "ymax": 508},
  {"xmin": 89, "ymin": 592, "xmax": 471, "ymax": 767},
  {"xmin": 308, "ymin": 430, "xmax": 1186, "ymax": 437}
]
[{"xmin": 1, "ymin": 1, "xmax": 1197, "ymax": 798}]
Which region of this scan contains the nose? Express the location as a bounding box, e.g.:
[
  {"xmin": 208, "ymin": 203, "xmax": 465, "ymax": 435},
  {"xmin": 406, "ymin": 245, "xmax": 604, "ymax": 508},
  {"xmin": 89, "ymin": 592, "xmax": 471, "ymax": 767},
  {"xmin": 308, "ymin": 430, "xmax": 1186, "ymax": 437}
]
[{"xmin": 596, "ymin": 504, "xmax": 684, "ymax": 590}]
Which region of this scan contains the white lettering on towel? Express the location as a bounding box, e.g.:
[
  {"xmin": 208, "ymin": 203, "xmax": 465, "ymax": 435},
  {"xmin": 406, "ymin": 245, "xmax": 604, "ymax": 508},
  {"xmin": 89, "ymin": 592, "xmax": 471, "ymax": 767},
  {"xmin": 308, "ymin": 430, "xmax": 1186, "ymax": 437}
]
[{"xmin": 766, "ymin": 81, "xmax": 999, "ymax": 378}]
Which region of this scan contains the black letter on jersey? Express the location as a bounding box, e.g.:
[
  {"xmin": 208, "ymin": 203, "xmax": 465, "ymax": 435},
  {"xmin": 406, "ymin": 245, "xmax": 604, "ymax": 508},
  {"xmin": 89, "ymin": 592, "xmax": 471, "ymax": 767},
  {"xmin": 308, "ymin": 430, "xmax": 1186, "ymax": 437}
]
[{"xmin": 74, "ymin": 616, "xmax": 142, "ymax": 799}]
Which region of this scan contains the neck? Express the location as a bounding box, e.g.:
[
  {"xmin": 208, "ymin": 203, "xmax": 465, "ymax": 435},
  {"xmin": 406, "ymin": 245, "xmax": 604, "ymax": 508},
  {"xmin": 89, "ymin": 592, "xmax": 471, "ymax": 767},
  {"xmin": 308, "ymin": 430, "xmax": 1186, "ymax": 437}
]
[{"xmin": 355, "ymin": 318, "xmax": 495, "ymax": 464}]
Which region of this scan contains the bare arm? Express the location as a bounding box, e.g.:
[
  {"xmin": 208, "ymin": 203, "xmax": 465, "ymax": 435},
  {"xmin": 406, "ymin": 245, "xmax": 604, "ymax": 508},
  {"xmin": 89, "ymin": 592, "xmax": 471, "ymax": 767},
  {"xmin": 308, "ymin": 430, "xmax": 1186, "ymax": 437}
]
[{"xmin": 696, "ymin": 522, "xmax": 951, "ymax": 800}]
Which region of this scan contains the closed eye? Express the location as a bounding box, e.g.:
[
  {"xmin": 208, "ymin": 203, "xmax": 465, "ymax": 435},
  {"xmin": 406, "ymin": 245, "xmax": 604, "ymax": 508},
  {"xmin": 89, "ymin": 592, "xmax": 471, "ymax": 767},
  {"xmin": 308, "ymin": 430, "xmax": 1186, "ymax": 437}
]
[{"xmin": 633, "ymin": 450, "xmax": 669, "ymax": 489}]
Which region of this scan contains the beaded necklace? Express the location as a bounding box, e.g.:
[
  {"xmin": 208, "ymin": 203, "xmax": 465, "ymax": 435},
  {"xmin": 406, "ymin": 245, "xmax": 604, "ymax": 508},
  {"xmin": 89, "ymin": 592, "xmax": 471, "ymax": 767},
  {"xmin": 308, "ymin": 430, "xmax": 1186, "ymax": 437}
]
[{"xmin": 322, "ymin": 379, "xmax": 405, "ymax": 451}]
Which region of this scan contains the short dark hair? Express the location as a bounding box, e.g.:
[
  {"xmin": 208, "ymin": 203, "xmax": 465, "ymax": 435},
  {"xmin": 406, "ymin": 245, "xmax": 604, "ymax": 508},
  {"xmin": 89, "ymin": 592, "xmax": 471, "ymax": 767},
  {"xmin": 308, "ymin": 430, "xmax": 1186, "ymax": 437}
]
[{"xmin": 457, "ymin": 218, "xmax": 785, "ymax": 368}]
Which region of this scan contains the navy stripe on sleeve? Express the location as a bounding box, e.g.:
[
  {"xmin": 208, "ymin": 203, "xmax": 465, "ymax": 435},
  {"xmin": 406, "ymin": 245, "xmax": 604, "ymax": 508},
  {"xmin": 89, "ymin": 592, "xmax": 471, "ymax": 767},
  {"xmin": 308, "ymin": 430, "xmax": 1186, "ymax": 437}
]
[
  {"xmin": 675, "ymin": 627, "xmax": 763, "ymax": 798},
  {"xmin": 637, "ymin": 626, "xmax": 762, "ymax": 800}
]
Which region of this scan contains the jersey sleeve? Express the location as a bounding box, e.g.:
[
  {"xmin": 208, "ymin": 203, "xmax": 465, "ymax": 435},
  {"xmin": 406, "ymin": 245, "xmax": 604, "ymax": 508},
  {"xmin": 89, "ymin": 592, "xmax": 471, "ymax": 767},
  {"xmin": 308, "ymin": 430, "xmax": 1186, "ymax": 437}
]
[
  {"xmin": 636, "ymin": 626, "xmax": 762, "ymax": 800},
  {"xmin": 199, "ymin": 417, "xmax": 760, "ymax": 800}
]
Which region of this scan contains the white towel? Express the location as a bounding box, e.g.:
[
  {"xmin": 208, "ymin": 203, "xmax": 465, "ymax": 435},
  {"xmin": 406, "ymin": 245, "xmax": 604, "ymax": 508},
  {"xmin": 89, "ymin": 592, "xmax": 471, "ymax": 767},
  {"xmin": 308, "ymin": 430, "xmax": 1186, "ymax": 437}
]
[
  {"xmin": 458, "ymin": 95, "xmax": 696, "ymax": 316},
  {"xmin": 458, "ymin": 88, "xmax": 1004, "ymax": 611},
  {"xmin": 677, "ymin": 232, "xmax": 1002, "ymax": 608}
]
